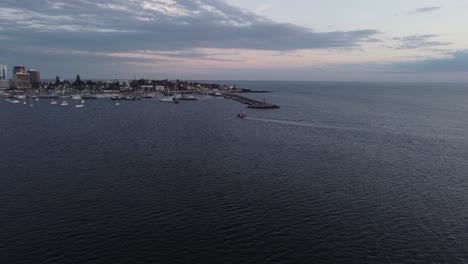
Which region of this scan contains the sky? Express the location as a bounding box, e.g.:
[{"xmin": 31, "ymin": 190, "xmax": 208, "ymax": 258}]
[{"xmin": 1, "ymin": 0, "xmax": 467, "ymax": 81}]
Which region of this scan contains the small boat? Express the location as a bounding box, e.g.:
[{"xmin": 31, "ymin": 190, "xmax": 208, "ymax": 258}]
[
  {"xmin": 160, "ymin": 97, "xmax": 174, "ymax": 102},
  {"xmin": 237, "ymin": 112, "xmax": 247, "ymax": 119},
  {"xmin": 34, "ymin": 98, "xmax": 39, "ymax": 102},
  {"xmin": 182, "ymin": 95, "xmax": 198, "ymax": 100},
  {"xmin": 115, "ymin": 102, "xmax": 120, "ymax": 106},
  {"xmin": 51, "ymin": 101, "xmax": 58, "ymax": 105},
  {"xmin": 71, "ymin": 95, "xmax": 81, "ymax": 100},
  {"xmin": 60, "ymin": 101, "xmax": 68, "ymax": 106},
  {"xmin": 75, "ymin": 104, "xmax": 84, "ymax": 108}
]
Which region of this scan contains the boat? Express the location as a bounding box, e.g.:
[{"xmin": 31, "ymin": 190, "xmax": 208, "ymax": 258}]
[
  {"xmin": 160, "ymin": 97, "xmax": 173, "ymax": 102},
  {"xmin": 51, "ymin": 101, "xmax": 58, "ymax": 105},
  {"xmin": 182, "ymin": 95, "xmax": 198, "ymax": 100},
  {"xmin": 174, "ymin": 84, "xmax": 180, "ymax": 104},
  {"xmin": 73, "ymin": 95, "xmax": 84, "ymax": 107},
  {"xmin": 142, "ymin": 93, "xmax": 156, "ymax": 98},
  {"xmin": 212, "ymin": 92, "xmax": 223, "ymax": 97},
  {"xmin": 237, "ymin": 112, "xmax": 247, "ymax": 119},
  {"xmin": 115, "ymin": 102, "xmax": 120, "ymax": 106},
  {"xmin": 60, "ymin": 101, "xmax": 69, "ymax": 106}
]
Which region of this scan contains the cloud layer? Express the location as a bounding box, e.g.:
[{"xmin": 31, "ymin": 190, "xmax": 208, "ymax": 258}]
[
  {"xmin": 393, "ymin": 35, "xmax": 451, "ymax": 50},
  {"xmin": 407, "ymin": 6, "xmax": 443, "ymax": 15},
  {"xmin": 0, "ymin": 0, "xmax": 378, "ymax": 54}
]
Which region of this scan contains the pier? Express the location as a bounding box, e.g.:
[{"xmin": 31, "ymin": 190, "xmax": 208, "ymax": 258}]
[{"xmin": 224, "ymin": 94, "xmax": 280, "ymax": 109}]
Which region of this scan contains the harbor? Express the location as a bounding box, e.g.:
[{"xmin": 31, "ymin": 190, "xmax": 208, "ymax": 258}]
[{"xmin": 0, "ymin": 78, "xmax": 280, "ymax": 109}]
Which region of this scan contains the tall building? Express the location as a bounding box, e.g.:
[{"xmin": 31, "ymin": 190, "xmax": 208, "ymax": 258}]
[
  {"xmin": 28, "ymin": 69, "xmax": 41, "ymax": 84},
  {"xmin": 0, "ymin": 65, "xmax": 8, "ymax": 90},
  {"xmin": 13, "ymin": 66, "xmax": 30, "ymax": 89},
  {"xmin": 0, "ymin": 65, "xmax": 6, "ymax": 80}
]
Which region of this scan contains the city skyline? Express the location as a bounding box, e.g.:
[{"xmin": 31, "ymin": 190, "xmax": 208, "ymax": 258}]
[{"xmin": 1, "ymin": 0, "xmax": 467, "ymax": 82}]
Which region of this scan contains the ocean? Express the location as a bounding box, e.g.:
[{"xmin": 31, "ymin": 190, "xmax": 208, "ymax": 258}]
[{"xmin": 1, "ymin": 81, "xmax": 468, "ymax": 263}]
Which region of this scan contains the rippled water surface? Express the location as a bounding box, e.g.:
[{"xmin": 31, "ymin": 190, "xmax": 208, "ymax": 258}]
[{"xmin": 1, "ymin": 81, "xmax": 468, "ymax": 263}]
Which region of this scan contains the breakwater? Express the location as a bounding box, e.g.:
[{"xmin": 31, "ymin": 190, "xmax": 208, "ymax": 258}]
[{"xmin": 223, "ymin": 94, "xmax": 280, "ymax": 109}]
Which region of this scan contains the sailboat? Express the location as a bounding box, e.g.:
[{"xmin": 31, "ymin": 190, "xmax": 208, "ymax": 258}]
[
  {"xmin": 173, "ymin": 82, "xmax": 179, "ymax": 104},
  {"xmin": 60, "ymin": 96, "xmax": 68, "ymax": 106},
  {"xmin": 74, "ymin": 96, "xmax": 84, "ymax": 108}
]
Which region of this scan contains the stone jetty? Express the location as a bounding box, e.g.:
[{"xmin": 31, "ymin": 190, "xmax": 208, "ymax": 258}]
[{"xmin": 224, "ymin": 94, "xmax": 280, "ymax": 109}]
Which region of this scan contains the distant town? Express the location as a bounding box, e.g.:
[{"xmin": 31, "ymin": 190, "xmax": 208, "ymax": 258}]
[{"xmin": 0, "ymin": 64, "xmax": 245, "ymax": 93}]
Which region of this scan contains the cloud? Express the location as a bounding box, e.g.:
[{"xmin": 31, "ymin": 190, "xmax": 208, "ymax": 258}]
[
  {"xmin": 393, "ymin": 35, "xmax": 451, "ymax": 50},
  {"xmin": 0, "ymin": 0, "xmax": 378, "ymax": 54},
  {"xmin": 407, "ymin": 6, "xmax": 443, "ymax": 15},
  {"xmin": 392, "ymin": 50, "xmax": 468, "ymax": 72}
]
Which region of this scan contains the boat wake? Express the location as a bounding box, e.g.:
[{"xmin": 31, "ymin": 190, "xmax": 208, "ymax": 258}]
[{"xmin": 245, "ymin": 117, "xmax": 365, "ymax": 132}]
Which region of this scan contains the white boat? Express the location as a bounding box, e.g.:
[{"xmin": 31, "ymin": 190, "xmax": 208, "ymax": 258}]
[
  {"xmin": 8, "ymin": 99, "xmax": 20, "ymax": 104},
  {"xmin": 72, "ymin": 95, "xmax": 84, "ymax": 108},
  {"xmin": 60, "ymin": 101, "xmax": 68, "ymax": 106},
  {"xmin": 160, "ymin": 97, "xmax": 173, "ymax": 102},
  {"xmin": 17, "ymin": 95, "xmax": 26, "ymax": 99},
  {"xmin": 34, "ymin": 98, "xmax": 39, "ymax": 102},
  {"xmin": 51, "ymin": 101, "xmax": 58, "ymax": 105},
  {"xmin": 115, "ymin": 102, "xmax": 120, "ymax": 106},
  {"xmin": 184, "ymin": 95, "xmax": 198, "ymax": 100}
]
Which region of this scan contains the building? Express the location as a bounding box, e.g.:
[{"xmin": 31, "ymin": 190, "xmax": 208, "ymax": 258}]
[
  {"xmin": 28, "ymin": 69, "xmax": 41, "ymax": 84},
  {"xmin": 0, "ymin": 65, "xmax": 6, "ymax": 80},
  {"xmin": 13, "ymin": 66, "xmax": 31, "ymax": 89},
  {"xmin": 0, "ymin": 65, "xmax": 7, "ymax": 90}
]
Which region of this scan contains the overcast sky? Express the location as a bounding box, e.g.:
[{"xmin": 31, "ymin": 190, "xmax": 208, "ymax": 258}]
[{"xmin": 1, "ymin": 0, "xmax": 467, "ymax": 81}]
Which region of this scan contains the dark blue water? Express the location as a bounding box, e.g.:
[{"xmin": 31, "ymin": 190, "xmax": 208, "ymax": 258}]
[{"xmin": 1, "ymin": 81, "xmax": 468, "ymax": 263}]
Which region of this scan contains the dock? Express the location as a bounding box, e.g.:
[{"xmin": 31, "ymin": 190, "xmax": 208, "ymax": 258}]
[{"xmin": 224, "ymin": 94, "xmax": 280, "ymax": 109}]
